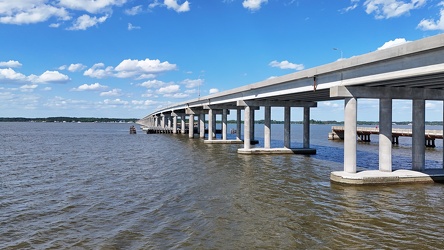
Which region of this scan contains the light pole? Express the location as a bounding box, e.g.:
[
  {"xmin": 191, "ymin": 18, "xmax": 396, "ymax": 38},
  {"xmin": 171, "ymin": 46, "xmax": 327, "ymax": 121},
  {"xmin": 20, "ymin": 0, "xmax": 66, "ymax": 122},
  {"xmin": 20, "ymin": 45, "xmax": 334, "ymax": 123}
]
[{"xmin": 333, "ymin": 48, "xmax": 343, "ymax": 60}]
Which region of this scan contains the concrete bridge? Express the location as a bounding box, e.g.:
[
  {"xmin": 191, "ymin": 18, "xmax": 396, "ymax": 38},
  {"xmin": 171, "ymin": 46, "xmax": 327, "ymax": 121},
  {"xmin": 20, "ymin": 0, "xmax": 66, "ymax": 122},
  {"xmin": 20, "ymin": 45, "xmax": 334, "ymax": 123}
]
[{"xmin": 138, "ymin": 34, "xmax": 444, "ymax": 184}]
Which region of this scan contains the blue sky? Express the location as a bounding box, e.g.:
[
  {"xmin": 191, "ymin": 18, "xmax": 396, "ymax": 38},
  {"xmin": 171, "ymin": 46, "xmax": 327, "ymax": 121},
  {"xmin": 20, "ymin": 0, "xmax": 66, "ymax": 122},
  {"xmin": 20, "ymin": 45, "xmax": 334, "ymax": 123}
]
[{"xmin": 0, "ymin": 0, "xmax": 444, "ymax": 121}]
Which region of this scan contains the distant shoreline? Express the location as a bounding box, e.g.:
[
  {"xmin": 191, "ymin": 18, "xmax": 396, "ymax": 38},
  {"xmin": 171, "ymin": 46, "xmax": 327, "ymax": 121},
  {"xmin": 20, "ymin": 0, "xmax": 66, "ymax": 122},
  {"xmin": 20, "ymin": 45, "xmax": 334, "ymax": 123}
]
[{"xmin": 0, "ymin": 117, "xmax": 137, "ymax": 123}]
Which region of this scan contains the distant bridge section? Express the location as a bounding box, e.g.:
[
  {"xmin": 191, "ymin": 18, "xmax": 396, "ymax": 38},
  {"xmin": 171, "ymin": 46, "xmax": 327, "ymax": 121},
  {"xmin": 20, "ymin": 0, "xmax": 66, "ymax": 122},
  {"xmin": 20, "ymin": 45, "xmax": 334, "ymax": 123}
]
[{"xmin": 329, "ymin": 126, "xmax": 443, "ymax": 147}]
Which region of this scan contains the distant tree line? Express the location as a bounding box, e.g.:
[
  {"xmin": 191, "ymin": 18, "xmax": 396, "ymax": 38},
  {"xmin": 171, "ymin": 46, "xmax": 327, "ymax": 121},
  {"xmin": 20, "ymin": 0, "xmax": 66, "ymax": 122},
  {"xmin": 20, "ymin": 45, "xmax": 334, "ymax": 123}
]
[{"xmin": 0, "ymin": 117, "xmax": 137, "ymax": 123}]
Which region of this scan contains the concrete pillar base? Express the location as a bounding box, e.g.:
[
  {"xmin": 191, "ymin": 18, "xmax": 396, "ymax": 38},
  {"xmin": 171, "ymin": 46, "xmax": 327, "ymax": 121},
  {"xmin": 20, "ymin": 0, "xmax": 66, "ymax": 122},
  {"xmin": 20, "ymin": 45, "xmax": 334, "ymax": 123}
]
[
  {"xmin": 204, "ymin": 139, "xmax": 243, "ymax": 144},
  {"xmin": 238, "ymin": 148, "xmax": 316, "ymax": 155},
  {"xmin": 330, "ymin": 169, "xmax": 444, "ymax": 185}
]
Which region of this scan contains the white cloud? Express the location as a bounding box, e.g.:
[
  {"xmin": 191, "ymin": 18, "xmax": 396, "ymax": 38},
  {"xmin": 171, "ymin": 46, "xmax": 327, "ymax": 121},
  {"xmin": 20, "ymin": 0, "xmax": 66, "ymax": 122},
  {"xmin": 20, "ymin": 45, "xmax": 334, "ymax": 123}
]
[
  {"xmin": 20, "ymin": 84, "xmax": 38, "ymax": 92},
  {"xmin": 58, "ymin": 0, "xmax": 127, "ymax": 14},
  {"xmin": 164, "ymin": 93, "xmax": 189, "ymax": 98},
  {"xmin": 209, "ymin": 88, "xmax": 219, "ymax": 94},
  {"xmin": 364, "ymin": 0, "xmax": 426, "ymax": 19},
  {"xmin": 0, "ymin": 60, "xmax": 22, "ymax": 68},
  {"xmin": 103, "ymin": 98, "xmax": 129, "ymax": 105},
  {"xmin": 341, "ymin": 0, "xmax": 359, "ymax": 13},
  {"xmin": 0, "ymin": 2, "xmax": 71, "ymax": 25},
  {"xmin": 164, "ymin": 0, "xmax": 191, "ymax": 12},
  {"xmin": 71, "ymin": 83, "xmax": 108, "ymax": 91},
  {"xmin": 418, "ymin": 3, "xmax": 444, "ymax": 31},
  {"xmin": 242, "ymin": 0, "xmax": 268, "ymax": 11},
  {"xmin": 128, "ymin": 23, "xmax": 141, "ymax": 30},
  {"xmin": 377, "ymin": 38, "xmax": 410, "ymax": 50},
  {"xmin": 68, "ymin": 14, "xmax": 108, "ymax": 30},
  {"xmin": 68, "ymin": 63, "xmax": 87, "ymax": 72},
  {"xmin": 181, "ymin": 78, "xmax": 203, "ymax": 88},
  {"xmin": 100, "ymin": 88, "xmax": 122, "ymax": 96},
  {"xmin": 139, "ymin": 79, "xmax": 167, "ymax": 88},
  {"xmin": 115, "ymin": 58, "xmax": 177, "ymax": 77},
  {"xmin": 0, "ymin": 68, "xmax": 29, "ymax": 83},
  {"xmin": 0, "ymin": 68, "xmax": 70, "ymax": 84},
  {"xmin": 34, "ymin": 70, "xmax": 71, "ymax": 83},
  {"xmin": 157, "ymin": 84, "xmax": 180, "ymax": 94},
  {"xmin": 125, "ymin": 5, "xmax": 143, "ymax": 15},
  {"xmin": 269, "ymin": 60, "xmax": 304, "ymax": 70},
  {"xmin": 84, "ymin": 63, "xmax": 115, "ymax": 78}
]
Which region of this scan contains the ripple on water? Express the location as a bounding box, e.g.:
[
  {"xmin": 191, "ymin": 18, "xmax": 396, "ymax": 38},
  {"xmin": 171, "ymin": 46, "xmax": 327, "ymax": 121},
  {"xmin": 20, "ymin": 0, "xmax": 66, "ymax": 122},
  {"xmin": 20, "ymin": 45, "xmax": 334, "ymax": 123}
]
[{"xmin": 1, "ymin": 123, "xmax": 444, "ymax": 249}]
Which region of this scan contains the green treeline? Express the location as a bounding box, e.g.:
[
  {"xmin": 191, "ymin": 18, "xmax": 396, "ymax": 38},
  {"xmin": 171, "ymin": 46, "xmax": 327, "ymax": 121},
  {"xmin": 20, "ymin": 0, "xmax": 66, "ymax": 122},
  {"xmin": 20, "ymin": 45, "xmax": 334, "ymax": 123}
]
[{"xmin": 0, "ymin": 117, "xmax": 137, "ymax": 123}]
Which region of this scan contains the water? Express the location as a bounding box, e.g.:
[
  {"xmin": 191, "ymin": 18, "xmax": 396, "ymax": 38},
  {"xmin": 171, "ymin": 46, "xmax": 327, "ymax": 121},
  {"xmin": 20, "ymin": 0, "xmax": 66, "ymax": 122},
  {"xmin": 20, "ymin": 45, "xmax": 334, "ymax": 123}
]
[{"xmin": 1, "ymin": 122, "xmax": 444, "ymax": 249}]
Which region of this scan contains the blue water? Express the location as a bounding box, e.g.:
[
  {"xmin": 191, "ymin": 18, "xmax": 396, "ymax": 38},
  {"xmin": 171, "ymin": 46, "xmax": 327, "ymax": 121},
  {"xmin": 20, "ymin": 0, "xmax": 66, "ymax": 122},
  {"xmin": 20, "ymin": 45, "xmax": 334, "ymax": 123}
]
[{"xmin": 1, "ymin": 122, "xmax": 444, "ymax": 249}]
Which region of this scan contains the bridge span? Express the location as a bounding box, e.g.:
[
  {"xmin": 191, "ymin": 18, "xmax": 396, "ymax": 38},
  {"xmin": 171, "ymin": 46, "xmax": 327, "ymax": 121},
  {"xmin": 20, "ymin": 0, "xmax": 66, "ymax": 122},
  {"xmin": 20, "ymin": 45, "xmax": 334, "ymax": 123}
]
[{"xmin": 138, "ymin": 34, "xmax": 444, "ymax": 185}]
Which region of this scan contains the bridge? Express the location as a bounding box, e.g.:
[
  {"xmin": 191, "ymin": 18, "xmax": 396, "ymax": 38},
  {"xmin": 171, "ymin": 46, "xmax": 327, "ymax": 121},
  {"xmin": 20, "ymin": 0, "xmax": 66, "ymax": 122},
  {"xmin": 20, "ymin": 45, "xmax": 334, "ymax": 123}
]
[{"xmin": 138, "ymin": 34, "xmax": 444, "ymax": 185}]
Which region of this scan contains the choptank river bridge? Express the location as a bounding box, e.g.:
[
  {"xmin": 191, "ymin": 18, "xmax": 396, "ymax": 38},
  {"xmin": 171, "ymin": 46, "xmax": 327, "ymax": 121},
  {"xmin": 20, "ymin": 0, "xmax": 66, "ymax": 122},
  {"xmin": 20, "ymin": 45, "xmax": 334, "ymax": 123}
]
[{"xmin": 138, "ymin": 34, "xmax": 444, "ymax": 185}]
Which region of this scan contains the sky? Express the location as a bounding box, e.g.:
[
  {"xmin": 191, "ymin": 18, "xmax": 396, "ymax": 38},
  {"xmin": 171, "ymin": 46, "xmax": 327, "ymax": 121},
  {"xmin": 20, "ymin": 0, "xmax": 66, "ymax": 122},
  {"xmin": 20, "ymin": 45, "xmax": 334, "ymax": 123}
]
[{"xmin": 1, "ymin": 0, "xmax": 444, "ymax": 121}]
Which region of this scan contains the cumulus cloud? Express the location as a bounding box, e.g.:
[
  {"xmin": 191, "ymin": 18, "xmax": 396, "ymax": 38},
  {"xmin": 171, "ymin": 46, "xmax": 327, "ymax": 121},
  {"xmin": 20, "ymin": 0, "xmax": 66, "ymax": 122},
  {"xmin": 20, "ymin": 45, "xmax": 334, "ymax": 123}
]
[
  {"xmin": 364, "ymin": 0, "xmax": 426, "ymax": 19},
  {"xmin": 58, "ymin": 63, "xmax": 86, "ymax": 72},
  {"xmin": 84, "ymin": 63, "xmax": 115, "ymax": 78},
  {"xmin": 71, "ymin": 83, "xmax": 108, "ymax": 91},
  {"xmin": 0, "ymin": 60, "xmax": 22, "ymax": 68},
  {"xmin": 242, "ymin": 0, "xmax": 268, "ymax": 11},
  {"xmin": 85, "ymin": 59, "xmax": 175, "ymax": 80},
  {"xmin": 100, "ymin": 88, "xmax": 122, "ymax": 96},
  {"xmin": 164, "ymin": 0, "xmax": 191, "ymax": 12},
  {"xmin": 58, "ymin": 0, "xmax": 127, "ymax": 14},
  {"xmin": 20, "ymin": 84, "xmax": 38, "ymax": 92},
  {"xmin": 0, "ymin": 2, "xmax": 71, "ymax": 25},
  {"xmin": 103, "ymin": 98, "xmax": 129, "ymax": 105},
  {"xmin": 139, "ymin": 79, "xmax": 167, "ymax": 88},
  {"xmin": 209, "ymin": 88, "xmax": 219, "ymax": 94},
  {"xmin": 125, "ymin": 5, "xmax": 143, "ymax": 15},
  {"xmin": 157, "ymin": 84, "xmax": 180, "ymax": 94},
  {"xmin": 0, "ymin": 68, "xmax": 70, "ymax": 84},
  {"xmin": 67, "ymin": 14, "xmax": 108, "ymax": 30},
  {"xmin": 114, "ymin": 58, "xmax": 177, "ymax": 78},
  {"xmin": 377, "ymin": 38, "xmax": 410, "ymax": 50},
  {"xmin": 34, "ymin": 70, "xmax": 71, "ymax": 83},
  {"xmin": 417, "ymin": 3, "xmax": 444, "ymax": 31},
  {"xmin": 269, "ymin": 60, "xmax": 305, "ymax": 70}
]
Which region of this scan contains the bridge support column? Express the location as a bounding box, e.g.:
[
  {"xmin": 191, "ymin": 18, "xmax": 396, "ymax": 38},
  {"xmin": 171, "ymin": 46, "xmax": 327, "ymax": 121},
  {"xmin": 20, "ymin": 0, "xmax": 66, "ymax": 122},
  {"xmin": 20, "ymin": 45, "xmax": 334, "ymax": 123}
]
[
  {"xmin": 237, "ymin": 108, "xmax": 242, "ymax": 141},
  {"xmin": 284, "ymin": 107, "xmax": 291, "ymax": 148},
  {"xmin": 181, "ymin": 115, "xmax": 186, "ymax": 134},
  {"xmin": 173, "ymin": 115, "xmax": 177, "ymax": 134},
  {"xmin": 167, "ymin": 115, "xmax": 171, "ymax": 128},
  {"xmin": 189, "ymin": 114, "xmax": 194, "ymax": 139},
  {"xmin": 199, "ymin": 114, "xmax": 205, "ymax": 138},
  {"xmin": 303, "ymin": 107, "xmax": 310, "ymax": 149},
  {"xmin": 208, "ymin": 109, "xmax": 213, "ymax": 141},
  {"xmin": 379, "ymin": 98, "xmax": 392, "ymax": 172},
  {"xmin": 264, "ymin": 106, "xmax": 271, "ymax": 149},
  {"xmin": 412, "ymin": 99, "xmax": 425, "ymax": 171},
  {"xmin": 243, "ymin": 106, "xmax": 251, "ymax": 149},
  {"xmin": 212, "ymin": 112, "xmax": 216, "ymax": 138},
  {"xmin": 344, "ymin": 97, "xmax": 357, "ymax": 173},
  {"xmin": 222, "ymin": 109, "xmax": 228, "ymax": 140},
  {"xmin": 161, "ymin": 114, "xmax": 165, "ymax": 128},
  {"xmin": 250, "ymin": 107, "xmax": 255, "ymax": 142}
]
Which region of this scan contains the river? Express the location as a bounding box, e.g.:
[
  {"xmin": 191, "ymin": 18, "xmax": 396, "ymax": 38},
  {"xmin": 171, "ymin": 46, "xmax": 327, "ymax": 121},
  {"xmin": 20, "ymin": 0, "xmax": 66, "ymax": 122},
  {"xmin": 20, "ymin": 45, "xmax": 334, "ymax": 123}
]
[{"xmin": 1, "ymin": 122, "xmax": 444, "ymax": 249}]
